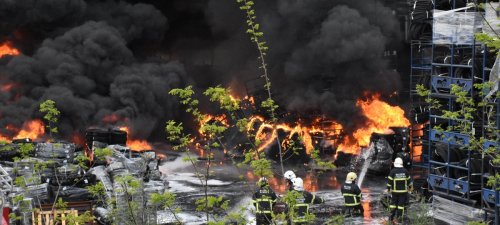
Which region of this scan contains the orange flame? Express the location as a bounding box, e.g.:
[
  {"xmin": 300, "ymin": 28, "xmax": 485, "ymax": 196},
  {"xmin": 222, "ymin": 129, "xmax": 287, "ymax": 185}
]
[
  {"xmin": 361, "ymin": 188, "xmax": 372, "ymax": 220},
  {"xmin": 198, "ymin": 115, "xmax": 229, "ymax": 136},
  {"xmin": 244, "ymin": 95, "xmax": 255, "ymax": 105},
  {"xmin": 0, "ymin": 41, "xmax": 20, "ymax": 57},
  {"xmin": 14, "ymin": 120, "xmax": 45, "ymax": 140},
  {"xmin": 410, "ymin": 123, "xmax": 425, "ymax": 162},
  {"xmin": 0, "ymin": 120, "xmax": 46, "ymax": 141},
  {"xmin": 247, "ymin": 116, "xmax": 342, "ymax": 155},
  {"xmin": 337, "ymin": 94, "xmax": 410, "ymax": 154},
  {"xmin": 119, "ymin": 126, "xmax": 152, "ymax": 151},
  {"xmin": 197, "ymin": 93, "xmax": 408, "ymax": 157}
]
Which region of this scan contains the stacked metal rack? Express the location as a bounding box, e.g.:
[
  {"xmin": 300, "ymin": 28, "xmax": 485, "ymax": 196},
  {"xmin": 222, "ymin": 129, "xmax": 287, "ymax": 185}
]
[
  {"xmin": 409, "ymin": 40, "xmax": 432, "ymax": 173},
  {"xmin": 409, "ymin": 0, "xmax": 500, "ymax": 223}
]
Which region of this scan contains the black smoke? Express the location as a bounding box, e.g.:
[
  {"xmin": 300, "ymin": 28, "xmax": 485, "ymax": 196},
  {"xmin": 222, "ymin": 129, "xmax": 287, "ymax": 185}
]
[
  {"xmin": 0, "ymin": 0, "xmax": 185, "ymax": 140},
  {"xmin": 174, "ymin": 0, "xmax": 403, "ymax": 131},
  {"xmin": 0, "ymin": 0, "xmax": 403, "ymax": 140}
]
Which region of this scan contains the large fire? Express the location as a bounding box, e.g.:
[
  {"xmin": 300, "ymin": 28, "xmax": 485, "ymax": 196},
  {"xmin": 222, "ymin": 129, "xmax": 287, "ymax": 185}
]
[
  {"xmin": 200, "ymin": 93, "xmax": 409, "ymax": 157},
  {"xmin": 0, "ymin": 41, "xmax": 20, "ymax": 58},
  {"xmin": 337, "ymin": 94, "xmax": 410, "ymax": 154},
  {"xmin": 0, "ymin": 119, "xmax": 45, "ymax": 141},
  {"xmin": 119, "ymin": 126, "xmax": 152, "ymax": 151}
]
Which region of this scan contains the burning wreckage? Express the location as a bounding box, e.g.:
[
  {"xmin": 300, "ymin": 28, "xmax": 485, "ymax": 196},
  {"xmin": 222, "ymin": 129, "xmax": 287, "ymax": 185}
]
[{"xmin": 0, "ymin": 93, "xmax": 415, "ymax": 224}]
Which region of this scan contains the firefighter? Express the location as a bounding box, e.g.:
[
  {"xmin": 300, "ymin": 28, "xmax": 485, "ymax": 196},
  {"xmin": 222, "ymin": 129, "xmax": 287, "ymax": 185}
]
[
  {"xmin": 341, "ymin": 172, "xmax": 364, "ymax": 216},
  {"xmin": 252, "ymin": 177, "xmax": 277, "ymax": 225},
  {"xmin": 284, "ymin": 170, "xmax": 296, "ymax": 191},
  {"xmin": 387, "ymin": 157, "xmax": 413, "ymax": 223},
  {"xmin": 287, "ymin": 177, "xmax": 324, "ymax": 224}
]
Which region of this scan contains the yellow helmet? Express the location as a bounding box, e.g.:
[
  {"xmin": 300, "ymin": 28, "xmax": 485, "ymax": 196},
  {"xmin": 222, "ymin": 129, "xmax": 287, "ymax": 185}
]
[{"xmin": 346, "ymin": 172, "xmax": 357, "ymax": 183}]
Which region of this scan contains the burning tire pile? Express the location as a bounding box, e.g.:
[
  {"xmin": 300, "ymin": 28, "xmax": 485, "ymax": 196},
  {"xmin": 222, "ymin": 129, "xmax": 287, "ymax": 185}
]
[{"xmin": 0, "ymin": 130, "xmax": 168, "ymax": 225}]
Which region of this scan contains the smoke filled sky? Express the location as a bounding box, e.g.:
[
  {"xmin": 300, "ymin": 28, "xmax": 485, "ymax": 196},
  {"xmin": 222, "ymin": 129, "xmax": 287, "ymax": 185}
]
[{"xmin": 0, "ymin": 0, "xmax": 403, "ymax": 140}]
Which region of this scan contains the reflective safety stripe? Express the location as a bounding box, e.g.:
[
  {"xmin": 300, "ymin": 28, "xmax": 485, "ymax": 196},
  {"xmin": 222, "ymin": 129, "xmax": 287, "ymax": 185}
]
[
  {"xmin": 389, "ymin": 204, "xmax": 397, "ymax": 209},
  {"xmin": 254, "ymin": 198, "xmax": 274, "ymax": 214},
  {"xmin": 398, "ymin": 206, "xmax": 405, "ymax": 216},
  {"xmin": 291, "ymin": 203, "xmax": 309, "ymax": 222},
  {"xmin": 392, "ymin": 178, "xmax": 408, "ymax": 193},
  {"xmin": 342, "ymin": 193, "xmax": 361, "ymax": 206}
]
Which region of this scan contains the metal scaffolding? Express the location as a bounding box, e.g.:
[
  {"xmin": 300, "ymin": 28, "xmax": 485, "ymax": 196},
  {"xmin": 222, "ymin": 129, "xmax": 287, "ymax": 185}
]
[{"xmin": 409, "ymin": 0, "xmax": 500, "ymax": 223}]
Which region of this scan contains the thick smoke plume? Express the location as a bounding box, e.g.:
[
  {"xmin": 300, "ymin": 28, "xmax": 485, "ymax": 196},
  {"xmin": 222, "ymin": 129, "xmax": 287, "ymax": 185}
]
[
  {"xmin": 201, "ymin": 0, "xmax": 402, "ymax": 131},
  {"xmin": 0, "ymin": 0, "xmax": 403, "ymax": 140},
  {"xmin": 0, "ymin": 0, "xmax": 185, "ymax": 139}
]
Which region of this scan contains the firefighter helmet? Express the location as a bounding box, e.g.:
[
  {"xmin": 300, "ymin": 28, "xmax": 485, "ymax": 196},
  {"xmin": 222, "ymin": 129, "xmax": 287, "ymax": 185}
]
[
  {"xmin": 394, "ymin": 157, "xmax": 403, "ymax": 168},
  {"xmin": 346, "ymin": 172, "xmax": 357, "ymax": 183},
  {"xmin": 284, "ymin": 170, "xmax": 296, "ymax": 180},
  {"xmin": 292, "ymin": 177, "xmax": 304, "ymax": 191}
]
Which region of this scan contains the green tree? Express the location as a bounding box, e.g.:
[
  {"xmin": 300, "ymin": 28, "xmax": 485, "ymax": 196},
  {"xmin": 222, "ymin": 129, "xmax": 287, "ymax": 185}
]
[
  {"xmin": 150, "ymin": 192, "xmax": 182, "ymax": 224},
  {"xmin": 236, "ymin": 0, "xmax": 285, "ymax": 174},
  {"xmin": 39, "ymin": 99, "xmax": 60, "ymax": 139}
]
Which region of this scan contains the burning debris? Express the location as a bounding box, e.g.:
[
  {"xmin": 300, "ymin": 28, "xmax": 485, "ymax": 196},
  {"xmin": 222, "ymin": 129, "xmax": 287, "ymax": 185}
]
[{"xmin": 200, "ymin": 92, "xmax": 411, "ymax": 163}]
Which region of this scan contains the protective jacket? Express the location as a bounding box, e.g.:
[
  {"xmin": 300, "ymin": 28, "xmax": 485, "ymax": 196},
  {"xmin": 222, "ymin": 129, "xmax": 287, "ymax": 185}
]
[
  {"xmin": 387, "ymin": 167, "xmax": 412, "ymax": 193},
  {"xmin": 341, "ymin": 182, "xmax": 362, "ymax": 206},
  {"xmin": 387, "ymin": 167, "xmax": 412, "ymax": 221},
  {"xmin": 253, "ymin": 186, "xmax": 278, "ymax": 214},
  {"xmin": 289, "ymin": 190, "xmax": 323, "ymax": 224}
]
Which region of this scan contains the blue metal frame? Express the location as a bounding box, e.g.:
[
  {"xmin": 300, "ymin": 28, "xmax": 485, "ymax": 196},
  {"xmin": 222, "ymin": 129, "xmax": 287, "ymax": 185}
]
[
  {"xmin": 426, "ymin": 40, "xmax": 481, "ymax": 203},
  {"xmin": 479, "ymin": 34, "xmax": 500, "ymax": 225},
  {"xmin": 410, "ymin": 40, "xmax": 432, "ymax": 170},
  {"xmin": 410, "ymin": 0, "xmax": 499, "ymax": 223}
]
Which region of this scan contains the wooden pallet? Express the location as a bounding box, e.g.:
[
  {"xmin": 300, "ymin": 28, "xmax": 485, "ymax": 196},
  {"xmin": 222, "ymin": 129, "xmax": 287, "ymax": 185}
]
[{"xmin": 32, "ymin": 209, "xmax": 79, "ymax": 225}]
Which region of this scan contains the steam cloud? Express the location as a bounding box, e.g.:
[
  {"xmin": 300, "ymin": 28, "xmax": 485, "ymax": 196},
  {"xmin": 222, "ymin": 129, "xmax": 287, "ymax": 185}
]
[{"xmin": 0, "ymin": 0, "xmax": 402, "ymax": 140}]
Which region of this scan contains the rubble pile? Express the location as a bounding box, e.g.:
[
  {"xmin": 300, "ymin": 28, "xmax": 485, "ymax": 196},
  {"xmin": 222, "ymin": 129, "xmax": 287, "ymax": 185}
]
[{"xmin": 0, "ymin": 137, "xmax": 168, "ymax": 225}]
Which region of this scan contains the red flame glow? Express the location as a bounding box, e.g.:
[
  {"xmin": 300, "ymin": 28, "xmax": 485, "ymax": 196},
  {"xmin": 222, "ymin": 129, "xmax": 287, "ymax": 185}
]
[
  {"xmin": 1, "ymin": 83, "xmax": 16, "ymax": 92},
  {"xmin": 102, "ymin": 114, "xmax": 121, "ymax": 123}
]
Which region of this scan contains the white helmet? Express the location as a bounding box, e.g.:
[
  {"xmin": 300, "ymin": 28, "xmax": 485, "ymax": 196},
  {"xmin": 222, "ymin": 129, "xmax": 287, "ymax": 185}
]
[
  {"xmin": 284, "ymin": 170, "xmax": 296, "ymax": 180},
  {"xmin": 292, "ymin": 177, "xmax": 304, "ymax": 191},
  {"xmin": 394, "ymin": 157, "xmax": 403, "ymax": 168}
]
